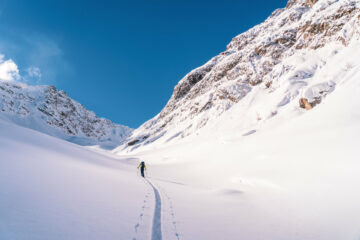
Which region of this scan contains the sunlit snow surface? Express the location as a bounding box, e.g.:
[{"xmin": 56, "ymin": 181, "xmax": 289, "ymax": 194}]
[
  {"xmin": 1, "ymin": 52, "xmax": 360, "ymax": 239},
  {"xmin": 133, "ymin": 61, "xmax": 360, "ymax": 239},
  {"xmin": 0, "ymin": 120, "xmax": 148, "ymax": 239},
  {"xmin": 1, "ymin": 0, "xmax": 360, "ymax": 239}
]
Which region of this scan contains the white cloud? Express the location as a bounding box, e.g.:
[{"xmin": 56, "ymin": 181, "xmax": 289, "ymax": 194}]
[{"xmin": 0, "ymin": 54, "xmax": 20, "ymax": 81}]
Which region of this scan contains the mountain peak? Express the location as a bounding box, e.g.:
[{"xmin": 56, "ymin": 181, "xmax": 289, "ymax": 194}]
[{"xmin": 0, "ymin": 80, "xmax": 132, "ymax": 149}]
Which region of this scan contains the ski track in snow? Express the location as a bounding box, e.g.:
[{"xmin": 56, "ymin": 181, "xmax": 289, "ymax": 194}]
[
  {"xmin": 149, "ymin": 177, "xmax": 185, "ymax": 186},
  {"xmin": 146, "ymin": 179, "xmax": 162, "ymax": 240},
  {"xmin": 132, "ymin": 177, "xmax": 181, "ymax": 240}
]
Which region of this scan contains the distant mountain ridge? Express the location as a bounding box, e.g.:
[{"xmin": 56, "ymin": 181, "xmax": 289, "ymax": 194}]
[
  {"xmin": 116, "ymin": 0, "xmax": 360, "ymax": 153},
  {"xmin": 0, "ymin": 80, "xmax": 132, "ymax": 149}
]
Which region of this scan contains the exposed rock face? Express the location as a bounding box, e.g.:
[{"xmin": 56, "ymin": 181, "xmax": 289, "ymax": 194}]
[
  {"xmin": 306, "ymin": 0, "xmax": 319, "ymax": 8},
  {"xmin": 118, "ymin": 0, "xmax": 360, "ymax": 152},
  {"xmin": 299, "ymin": 98, "xmax": 313, "ymax": 109},
  {"xmin": 0, "ymin": 81, "xmax": 132, "ymax": 148}
]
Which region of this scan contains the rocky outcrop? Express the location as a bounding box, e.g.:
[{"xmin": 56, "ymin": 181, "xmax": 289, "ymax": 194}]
[
  {"xmin": 305, "ymin": 0, "xmax": 318, "ymax": 8},
  {"xmin": 299, "ymin": 98, "xmax": 312, "ymax": 110},
  {"xmin": 299, "ymin": 96, "xmax": 323, "ymax": 110}
]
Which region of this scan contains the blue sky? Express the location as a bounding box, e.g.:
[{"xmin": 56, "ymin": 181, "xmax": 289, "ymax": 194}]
[{"xmin": 0, "ymin": 0, "xmax": 287, "ymax": 128}]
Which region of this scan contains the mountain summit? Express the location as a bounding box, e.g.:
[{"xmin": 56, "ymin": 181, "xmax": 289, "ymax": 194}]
[{"xmin": 0, "ymin": 80, "xmax": 132, "ymax": 149}]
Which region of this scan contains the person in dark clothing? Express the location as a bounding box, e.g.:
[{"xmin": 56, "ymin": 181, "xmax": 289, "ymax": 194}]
[{"xmin": 137, "ymin": 161, "xmax": 146, "ymax": 177}]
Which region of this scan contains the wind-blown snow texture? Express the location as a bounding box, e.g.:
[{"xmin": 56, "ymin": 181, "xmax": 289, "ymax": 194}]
[
  {"xmin": 0, "ymin": 80, "xmax": 132, "ymax": 149},
  {"xmin": 118, "ymin": 0, "xmax": 360, "ymax": 152}
]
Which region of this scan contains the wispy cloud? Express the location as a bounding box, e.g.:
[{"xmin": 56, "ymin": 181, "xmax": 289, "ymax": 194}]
[{"xmin": 25, "ymin": 66, "xmax": 42, "ymax": 83}]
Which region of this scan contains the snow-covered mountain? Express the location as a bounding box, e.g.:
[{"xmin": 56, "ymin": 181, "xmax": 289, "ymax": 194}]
[
  {"xmin": 2, "ymin": 49, "xmax": 359, "ymax": 240},
  {"xmin": 2, "ymin": 1, "xmax": 360, "ymax": 239},
  {"xmin": 0, "ymin": 80, "xmax": 132, "ymax": 149},
  {"xmin": 117, "ymin": 0, "xmax": 360, "ymax": 152}
]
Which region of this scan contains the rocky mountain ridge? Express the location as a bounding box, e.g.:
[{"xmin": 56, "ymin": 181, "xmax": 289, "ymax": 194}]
[
  {"xmin": 117, "ymin": 0, "xmax": 360, "ymax": 152},
  {"xmin": 0, "ymin": 80, "xmax": 132, "ymax": 148}
]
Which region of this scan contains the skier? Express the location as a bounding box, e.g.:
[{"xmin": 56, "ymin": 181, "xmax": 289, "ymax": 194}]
[{"xmin": 137, "ymin": 161, "xmax": 147, "ymax": 178}]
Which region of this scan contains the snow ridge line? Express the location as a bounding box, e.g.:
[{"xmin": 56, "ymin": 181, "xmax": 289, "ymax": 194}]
[{"xmin": 146, "ymin": 179, "xmax": 162, "ymax": 240}]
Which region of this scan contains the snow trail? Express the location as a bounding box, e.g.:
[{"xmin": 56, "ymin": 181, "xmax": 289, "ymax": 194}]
[{"xmin": 146, "ymin": 179, "xmax": 162, "ymax": 240}]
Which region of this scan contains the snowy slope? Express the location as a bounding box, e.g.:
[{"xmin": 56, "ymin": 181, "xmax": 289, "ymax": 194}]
[
  {"xmin": 1, "ymin": 64, "xmax": 360, "ymax": 239},
  {"xmin": 2, "ymin": 0, "xmax": 360, "ymax": 239},
  {"xmin": 129, "ymin": 55, "xmax": 360, "ymax": 240},
  {"xmin": 117, "ymin": 0, "xmax": 360, "ymax": 152},
  {"xmin": 0, "ymin": 80, "xmax": 132, "ymax": 149},
  {"xmin": 0, "ymin": 119, "xmax": 148, "ymax": 239}
]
